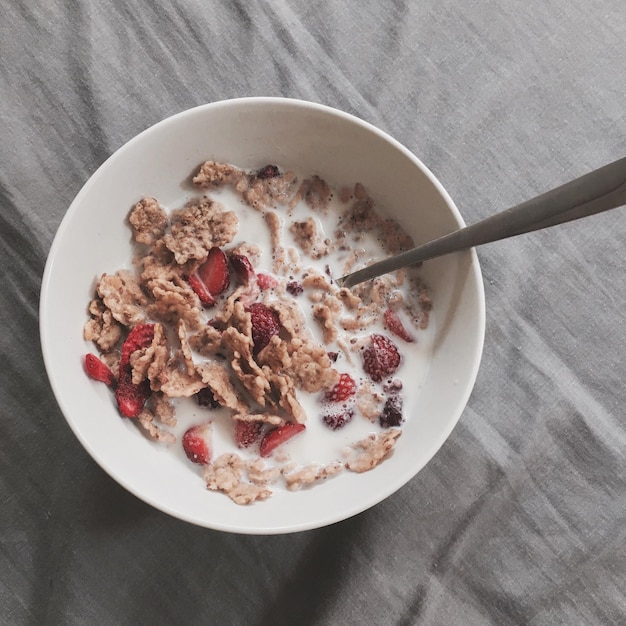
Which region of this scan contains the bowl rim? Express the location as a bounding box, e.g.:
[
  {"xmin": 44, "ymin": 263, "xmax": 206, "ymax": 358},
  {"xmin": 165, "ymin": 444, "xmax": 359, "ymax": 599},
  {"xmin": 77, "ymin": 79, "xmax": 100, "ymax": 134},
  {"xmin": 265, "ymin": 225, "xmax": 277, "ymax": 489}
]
[{"xmin": 40, "ymin": 97, "xmax": 486, "ymax": 533}]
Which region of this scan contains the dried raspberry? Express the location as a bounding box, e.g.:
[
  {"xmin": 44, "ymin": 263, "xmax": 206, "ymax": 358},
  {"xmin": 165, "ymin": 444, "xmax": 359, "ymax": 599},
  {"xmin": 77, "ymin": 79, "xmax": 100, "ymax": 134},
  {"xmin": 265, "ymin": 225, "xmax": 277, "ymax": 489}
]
[
  {"xmin": 230, "ymin": 254, "xmax": 255, "ymax": 285},
  {"xmin": 286, "ymin": 281, "xmax": 303, "ymax": 296},
  {"xmin": 259, "ymin": 422, "xmax": 305, "ymax": 457},
  {"xmin": 257, "ymin": 273, "xmax": 279, "ymax": 290},
  {"xmin": 256, "ymin": 164, "xmax": 280, "ymax": 179},
  {"xmin": 322, "ymin": 409, "xmax": 354, "ymax": 431},
  {"xmin": 196, "ymin": 387, "xmax": 219, "ymax": 408},
  {"xmin": 234, "ymin": 419, "xmax": 263, "ymax": 448},
  {"xmin": 384, "ymin": 308, "xmax": 415, "ymax": 343},
  {"xmin": 196, "ymin": 247, "xmax": 230, "ymax": 298},
  {"xmin": 379, "ymin": 394, "xmax": 404, "ymax": 428},
  {"xmin": 182, "ymin": 423, "xmax": 212, "ymax": 464},
  {"xmin": 323, "ymin": 373, "xmax": 356, "ymax": 403},
  {"xmin": 247, "ymin": 302, "xmax": 281, "ymax": 355},
  {"xmin": 361, "ymin": 333, "xmax": 401, "ymax": 382},
  {"xmin": 84, "ymin": 353, "xmax": 114, "ymax": 386}
]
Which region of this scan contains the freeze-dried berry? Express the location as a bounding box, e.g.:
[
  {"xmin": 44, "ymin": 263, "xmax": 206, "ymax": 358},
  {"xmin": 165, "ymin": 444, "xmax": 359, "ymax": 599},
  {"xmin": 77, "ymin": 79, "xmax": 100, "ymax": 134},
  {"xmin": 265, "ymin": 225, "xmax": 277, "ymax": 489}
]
[
  {"xmin": 322, "ymin": 409, "xmax": 354, "ymax": 431},
  {"xmin": 286, "ymin": 281, "xmax": 303, "ymax": 296},
  {"xmin": 120, "ymin": 324, "xmax": 155, "ymax": 365},
  {"xmin": 323, "ymin": 373, "xmax": 356, "ymax": 403},
  {"xmin": 84, "ymin": 353, "xmax": 114, "ymax": 386},
  {"xmin": 187, "ymin": 273, "xmax": 215, "ymax": 307},
  {"xmin": 230, "ymin": 253, "xmax": 255, "ymax": 285},
  {"xmin": 379, "ymin": 394, "xmax": 404, "ymax": 428},
  {"xmin": 327, "ymin": 351, "xmax": 339, "ymax": 362},
  {"xmin": 260, "ymin": 422, "xmax": 305, "ymax": 457},
  {"xmin": 257, "ymin": 273, "xmax": 279, "ymax": 290},
  {"xmin": 196, "ymin": 387, "xmax": 219, "ymax": 408},
  {"xmin": 383, "ymin": 308, "xmax": 415, "ymax": 343},
  {"xmin": 361, "ymin": 333, "xmax": 401, "ymax": 382},
  {"xmin": 182, "ymin": 423, "xmax": 212, "ymax": 464},
  {"xmin": 256, "ymin": 164, "xmax": 280, "ymax": 180},
  {"xmin": 247, "ymin": 302, "xmax": 281, "ymax": 355},
  {"xmin": 197, "ymin": 247, "xmax": 230, "ymax": 298},
  {"xmin": 116, "ymin": 379, "xmax": 151, "ymax": 419},
  {"xmin": 234, "ymin": 419, "xmax": 263, "ymax": 448},
  {"xmin": 116, "ymin": 324, "xmax": 155, "ymax": 418}
]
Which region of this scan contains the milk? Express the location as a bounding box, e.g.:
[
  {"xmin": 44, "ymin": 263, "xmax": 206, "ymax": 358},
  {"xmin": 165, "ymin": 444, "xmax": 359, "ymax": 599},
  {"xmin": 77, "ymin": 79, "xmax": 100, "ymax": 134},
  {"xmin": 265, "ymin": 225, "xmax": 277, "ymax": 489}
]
[{"xmin": 164, "ymin": 176, "xmax": 435, "ymax": 471}]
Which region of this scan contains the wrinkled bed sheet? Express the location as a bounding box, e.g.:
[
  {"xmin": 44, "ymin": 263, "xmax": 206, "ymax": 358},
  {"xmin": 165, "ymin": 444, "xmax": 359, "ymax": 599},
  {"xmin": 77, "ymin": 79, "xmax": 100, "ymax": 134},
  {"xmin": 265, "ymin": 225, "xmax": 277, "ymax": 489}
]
[{"xmin": 1, "ymin": 2, "xmax": 625, "ymax": 624}]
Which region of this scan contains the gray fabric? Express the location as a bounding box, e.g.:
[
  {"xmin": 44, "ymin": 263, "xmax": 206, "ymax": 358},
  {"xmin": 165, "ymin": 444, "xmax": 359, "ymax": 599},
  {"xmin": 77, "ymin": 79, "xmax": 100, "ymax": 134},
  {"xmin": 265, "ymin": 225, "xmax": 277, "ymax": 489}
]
[{"xmin": 1, "ymin": 1, "xmax": 625, "ymax": 624}]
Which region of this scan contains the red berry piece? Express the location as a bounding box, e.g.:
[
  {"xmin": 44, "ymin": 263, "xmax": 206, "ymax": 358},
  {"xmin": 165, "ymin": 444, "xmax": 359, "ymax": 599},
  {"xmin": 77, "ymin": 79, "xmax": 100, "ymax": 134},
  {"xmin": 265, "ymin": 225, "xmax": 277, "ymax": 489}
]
[
  {"xmin": 379, "ymin": 394, "xmax": 404, "ymax": 428},
  {"xmin": 361, "ymin": 333, "xmax": 401, "ymax": 382},
  {"xmin": 182, "ymin": 423, "xmax": 212, "ymax": 464},
  {"xmin": 197, "ymin": 247, "xmax": 230, "ymax": 298},
  {"xmin": 247, "ymin": 302, "xmax": 281, "ymax": 354},
  {"xmin": 383, "ymin": 308, "xmax": 415, "ymax": 343},
  {"xmin": 286, "ymin": 281, "xmax": 303, "ymax": 296},
  {"xmin": 234, "ymin": 419, "xmax": 263, "ymax": 448},
  {"xmin": 84, "ymin": 353, "xmax": 114, "ymax": 386},
  {"xmin": 230, "ymin": 254, "xmax": 255, "ymax": 285},
  {"xmin": 256, "ymin": 164, "xmax": 280, "ymax": 179},
  {"xmin": 257, "ymin": 273, "xmax": 279, "ymax": 290},
  {"xmin": 120, "ymin": 324, "xmax": 156, "ymax": 366},
  {"xmin": 187, "ymin": 272, "xmax": 216, "ymax": 307},
  {"xmin": 323, "ymin": 373, "xmax": 356, "ymax": 403},
  {"xmin": 259, "ymin": 422, "xmax": 305, "ymax": 458},
  {"xmin": 322, "ymin": 409, "xmax": 354, "ymax": 431},
  {"xmin": 116, "ymin": 324, "xmax": 156, "ymax": 418},
  {"xmin": 116, "ymin": 379, "xmax": 151, "ymax": 418}
]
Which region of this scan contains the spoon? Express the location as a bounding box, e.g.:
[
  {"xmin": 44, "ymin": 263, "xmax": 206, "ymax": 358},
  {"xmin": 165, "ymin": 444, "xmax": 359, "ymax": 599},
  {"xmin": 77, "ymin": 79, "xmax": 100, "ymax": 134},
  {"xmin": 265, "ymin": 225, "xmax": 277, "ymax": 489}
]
[{"xmin": 336, "ymin": 157, "xmax": 626, "ymax": 289}]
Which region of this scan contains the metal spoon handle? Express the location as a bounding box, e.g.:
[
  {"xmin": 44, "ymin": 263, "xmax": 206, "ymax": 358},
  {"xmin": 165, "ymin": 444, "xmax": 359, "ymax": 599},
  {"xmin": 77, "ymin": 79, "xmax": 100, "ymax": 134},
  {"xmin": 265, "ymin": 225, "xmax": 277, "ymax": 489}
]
[{"xmin": 337, "ymin": 157, "xmax": 626, "ymax": 289}]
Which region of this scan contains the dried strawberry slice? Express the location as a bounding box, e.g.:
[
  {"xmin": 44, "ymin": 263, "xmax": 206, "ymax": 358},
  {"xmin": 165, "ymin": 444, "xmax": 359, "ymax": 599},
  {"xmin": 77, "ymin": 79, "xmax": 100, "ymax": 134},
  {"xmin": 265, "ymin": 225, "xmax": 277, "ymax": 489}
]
[
  {"xmin": 188, "ymin": 273, "xmax": 216, "ymax": 307},
  {"xmin": 230, "ymin": 254, "xmax": 255, "ymax": 286},
  {"xmin": 234, "ymin": 419, "xmax": 263, "ymax": 448},
  {"xmin": 259, "ymin": 422, "xmax": 305, "ymax": 458},
  {"xmin": 247, "ymin": 302, "xmax": 281, "ymax": 355},
  {"xmin": 116, "ymin": 379, "xmax": 151, "ymax": 418},
  {"xmin": 323, "ymin": 373, "xmax": 356, "ymax": 403},
  {"xmin": 120, "ymin": 324, "xmax": 156, "ymax": 367},
  {"xmin": 361, "ymin": 333, "xmax": 401, "ymax": 382},
  {"xmin": 383, "ymin": 308, "xmax": 414, "ymax": 343},
  {"xmin": 197, "ymin": 247, "xmax": 230, "ymax": 297},
  {"xmin": 115, "ymin": 324, "xmax": 155, "ymax": 418},
  {"xmin": 257, "ymin": 273, "xmax": 279, "ymax": 290},
  {"xmin": 84, "ymin": 353, "xmax": 114, "ymax": 386},
  {"xmin": 182, "ymin": 423, "xmax": 212, "ymax": 464}
]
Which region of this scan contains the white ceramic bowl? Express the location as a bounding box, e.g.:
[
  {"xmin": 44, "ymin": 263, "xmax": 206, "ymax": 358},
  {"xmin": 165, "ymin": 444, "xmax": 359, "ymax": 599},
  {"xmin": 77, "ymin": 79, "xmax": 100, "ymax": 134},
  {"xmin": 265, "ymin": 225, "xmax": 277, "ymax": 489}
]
[{"xmin": 40, "ymin": 98, "xmax": 485, "ymax": 534}]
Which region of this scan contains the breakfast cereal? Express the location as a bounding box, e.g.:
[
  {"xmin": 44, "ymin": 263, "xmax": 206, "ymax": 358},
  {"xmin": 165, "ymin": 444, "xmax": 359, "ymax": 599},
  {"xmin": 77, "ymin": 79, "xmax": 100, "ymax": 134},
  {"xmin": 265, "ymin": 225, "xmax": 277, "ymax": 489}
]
[{"xmin": 83, "ymin": 161, "xmax": 433, "ymax": 504}]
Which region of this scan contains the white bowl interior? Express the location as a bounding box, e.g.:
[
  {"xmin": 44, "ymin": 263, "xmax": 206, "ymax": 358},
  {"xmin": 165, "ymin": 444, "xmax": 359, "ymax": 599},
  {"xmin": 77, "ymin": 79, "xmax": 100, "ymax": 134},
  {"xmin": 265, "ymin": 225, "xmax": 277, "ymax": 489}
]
[{"xmin": 40, "ymin": 98, "xmax": 485, "ymax": 533}]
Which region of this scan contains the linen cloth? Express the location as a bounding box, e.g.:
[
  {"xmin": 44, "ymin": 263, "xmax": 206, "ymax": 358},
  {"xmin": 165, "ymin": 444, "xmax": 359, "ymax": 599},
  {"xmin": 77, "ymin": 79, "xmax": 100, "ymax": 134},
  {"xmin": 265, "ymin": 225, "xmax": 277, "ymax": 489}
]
[{"xmin": 1, "ymin": 2, "xmax": 625, "ymax": 624}]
